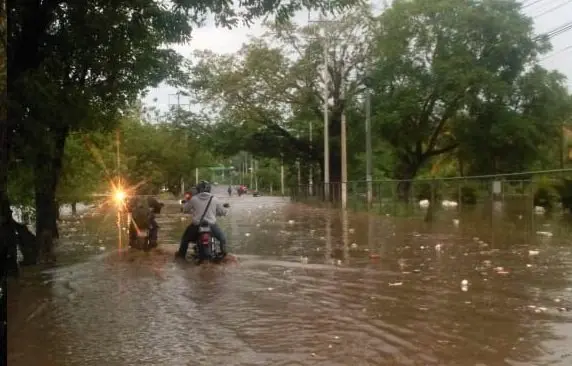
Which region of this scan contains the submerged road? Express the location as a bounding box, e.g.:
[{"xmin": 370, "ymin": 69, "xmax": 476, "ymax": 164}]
[{"xmin": 7, "ymin": 191, "xmax": 572, "ymax": 365}]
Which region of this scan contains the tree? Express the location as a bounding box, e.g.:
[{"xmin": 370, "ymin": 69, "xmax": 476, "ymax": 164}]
[
  {"xmin": 57, "ymin": 132, "xmax": 117, "ymax": 214},
  {"xmin": 3, "ymin": 0, "xmax": 358, "ymax": 266},
  {"xmin": 368, "ymin": 0, "xmax": 551, "ymax": 199},
  {"xmin": 455, "ymin": 67, "xmax": 572, "ymax": 175},
  {"xmin": 188, "ymin": 5, "xmax": 377, "ymax": 183}
]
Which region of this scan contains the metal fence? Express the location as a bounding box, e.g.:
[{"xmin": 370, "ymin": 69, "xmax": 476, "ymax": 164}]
[{"xmin": 289, "ymin": 169, "xmax": 572, "ymax": 218}]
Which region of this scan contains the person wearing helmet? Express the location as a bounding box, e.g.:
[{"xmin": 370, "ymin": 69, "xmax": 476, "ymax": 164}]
[{"xmin": 176, "ymin": 180, "xmax": 229, "ymax": 259}]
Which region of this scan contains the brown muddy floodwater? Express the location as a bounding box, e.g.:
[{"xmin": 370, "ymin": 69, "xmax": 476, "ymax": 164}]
[{"xmin": 7, "ymin": 193, "xmax": 572, "ymax": 366}]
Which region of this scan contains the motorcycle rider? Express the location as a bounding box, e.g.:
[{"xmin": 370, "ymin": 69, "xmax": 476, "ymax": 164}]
[{"xmin": 176, "ymin": 180, "xmax": 229, "ymax": 259}]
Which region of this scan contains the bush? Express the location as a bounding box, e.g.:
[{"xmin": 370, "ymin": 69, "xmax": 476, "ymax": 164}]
[
  {"xmin": 533, "ymin": 178, "xmax": 560, "ymax": 209},
  {"xmin": 414, "ymin": 181, "xmax": 442, "ymax": 202},
  {"xmin": 451, "ymin": 183, "xmax": 479, "ymax": 205},
  {"xmin": 554, "ymin": 179, "xmax": 572, "ymax": 212}
]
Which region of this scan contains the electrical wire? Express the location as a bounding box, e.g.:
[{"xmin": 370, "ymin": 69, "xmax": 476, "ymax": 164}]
[
  {"xmin": 540, "ymin": 45, "xmax": 572, "ymax": 60},
  {"xmin": 523, "ymin": 0, "xmax": 551, "ymax": 9},
  {"xmin": 534, "ymin": 0, "xmax": 572, "ymax": 18},
  {"xmin": 537, "ymin": 20, "xmax": 572, "ymax": 40}
]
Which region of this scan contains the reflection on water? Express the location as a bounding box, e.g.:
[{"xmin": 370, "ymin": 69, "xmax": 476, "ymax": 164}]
[{"xmin": 7, "ymin": 195, "xmax": 572, "ymax": 365}]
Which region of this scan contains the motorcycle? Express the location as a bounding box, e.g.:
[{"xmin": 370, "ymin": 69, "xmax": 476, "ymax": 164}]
[
  {"xmin": 190, "ymin": 203, "xmax": 230, "ymax": 264},
  {"xmin": 129, "ymin": 227, "xmax": 158, "ymax": 252},
  {"xmin": 128, "ymin": 210, "xmax": 159, "ymax": 252},
  {"xmin": 189, "ymin": 222, "xmax": 225, "ymax": 264}
]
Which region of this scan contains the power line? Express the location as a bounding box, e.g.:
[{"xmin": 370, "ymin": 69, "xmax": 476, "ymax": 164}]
[
  {"xmin": 540, "ymin": 44, "xmax": 572, "ymax": 60},
  {"xmin": 523, "ymin": 0, "xmax": 550, "ymax": 9},
  {"xmin": 534, "ymin": 0, "xmax": 572, "ymax": 18},
  {"xmin": 537, "ymin": 20, "xmax": 572, "ymax": 40}
]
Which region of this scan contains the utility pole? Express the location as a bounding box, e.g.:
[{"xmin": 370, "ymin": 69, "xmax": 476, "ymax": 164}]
[
  {"xmin": 308, "ymin": 12, "xmax": 332, "ymax": 199},
  {"xmin": 560, "ymin": 119, "xmax": 566, "ymax": 169},
  {"xmin": 365, "ymin": 90, "xmax": 373, "ymax": 206},
  {"xmin": 169, "ymin": 91, "xmax": 191, "ymax": 195},
  {"xmin": 254, "ymin": 159, "xmax": 258, "ymax": 191},
  {"xmin": 280, "ymin": 155, "xmax": 285, "ymax": 195},
  {"xmin": 250, "ymin": 154, "xmax": 254, "ymax": 188},
  {"xmin": 341, "ymin": 101, "xmax": 348, "ymax": 210},
  {"xmin": 309, "ymin": 121, "xmax": 313, "ymax": 195},
  {"xmin": 323, "ymin": 26, "xmax": 330, "ymax": 199},
  {"xmin": 296, "ymin": 133, "xmax": 301, "ymax": 188}
]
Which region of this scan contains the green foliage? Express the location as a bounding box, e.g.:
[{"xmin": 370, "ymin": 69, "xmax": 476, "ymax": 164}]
[
  {"xmin": 57, "ymin": 132, "xmax": 115, "ymax": 204},
  {"xmin": 187, "ymin": 5, "xmax": 377, "ymax": 178},
  {"xmin": 369, "ymin": 0, "xmax": 555, "ymax": 180},
  {"xmin": 120, "ymin": 108, "xmax": 211, "ymax": 195},
  {"xmin": 449, "ymin": 183, "xmax": 480, "ymax": 205},
  {"xmin": 533, "ymin": 178, "xmax": 561, "ymax": 209}
]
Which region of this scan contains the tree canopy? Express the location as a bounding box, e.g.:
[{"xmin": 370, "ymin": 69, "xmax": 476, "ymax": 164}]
[{"xmin": 184, "ymin": 0, "xmax": 571, "ymax": 197}]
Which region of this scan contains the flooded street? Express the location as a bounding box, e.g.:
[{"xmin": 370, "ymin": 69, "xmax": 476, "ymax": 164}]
[{"xmin": 7, "ymin": 193, "xmax": 572, "ymax": 365}]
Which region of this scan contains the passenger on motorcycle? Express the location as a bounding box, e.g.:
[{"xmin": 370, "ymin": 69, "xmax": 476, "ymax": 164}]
[{"xmin": 176, "ymin": 180, "xmax": 229, "ymax": 260}]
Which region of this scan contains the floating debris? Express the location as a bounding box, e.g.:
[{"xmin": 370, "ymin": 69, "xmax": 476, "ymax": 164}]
[
  {"xmin": 288, "ymin": 220, "xmax": 295, "ymax": 224},
  {"xmin": 442, "ymin": 200, "xmax": 458, "ymax": 208},
  {"xmin": 435, "ymin": 243, "xmax": 442, "ymax": 251},
  {"xmin": 245, "ymin": 233, "xmax": 251, "ymax": 237},
  {"xmin": 536, "ymin": 231, "xmax": 553, "ymax": 237},
  {"xmin": 389, "ymin": 282, "xmax": 403, "ymax": 286},
  {"xmin": 528, "ymin": 250, "xmax": 540, "ymax": 256},
  {"xmin": 350, "ymin": 243, "xmax": 358, "ymax": 249}
]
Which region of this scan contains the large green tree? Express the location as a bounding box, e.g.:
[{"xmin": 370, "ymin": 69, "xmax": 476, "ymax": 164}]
[
  {"xmin": 188, "ymin": 5, "xmax": 377, "ymax": 183},
  {"xmin": 368, "ymin": 0, "xmax": 558, "ymax": 199}
]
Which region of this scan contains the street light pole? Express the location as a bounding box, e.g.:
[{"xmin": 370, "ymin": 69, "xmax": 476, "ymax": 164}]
[
  {"xmin": 323, "ymin": 29, "xmax": 330, "ymax": 199},
  {"xmin": 308, "ymin": 12, "xmax": 332, "ymax": 199},
  {"xmin": 280, "ymin": 154, "xmax": 285, "ymax": 195},
  {"xmin": 341, "ymin": 101, "xmax": 348, "ymax": 210},
  {"xmin": 309, "ymin": 121, "xmax": 313, "ymax": 195},
  {"xmin": 365, "ymin": 89, "xmax": 373, "ymax": 206}
]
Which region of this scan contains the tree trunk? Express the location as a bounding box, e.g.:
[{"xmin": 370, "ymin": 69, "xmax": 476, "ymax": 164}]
[
  {"xmin": 33, "ymin": 127, "xmax": 68, "ymax": 262},
  {"xmin": 394, "ymin": 160, "xmax": 421, "ymax": 202},
  {"xmin": 71, "ymin": 201, "xmax": 77, "ymax": 215}
]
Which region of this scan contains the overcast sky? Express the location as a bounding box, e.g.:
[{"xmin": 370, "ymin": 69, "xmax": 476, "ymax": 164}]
[{"xmin": 143, "ymin": 0, "xmax": 572, "ymax": 111}]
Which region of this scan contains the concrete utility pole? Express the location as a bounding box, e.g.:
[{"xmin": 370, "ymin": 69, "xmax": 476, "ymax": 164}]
[
  {"xmin": 254, "ymin": 159, "xmax": 258, "ymax": 191},
  {"xmin": 341, "ymin": 100, "xmax": 348, "ymax": 210},
  {"xmin": 250, "ymin": 154, "xmax": 254, "ymax": 188},
  {"xmin": 309, "ymin": 121, "xmax": 313, "ymax": 195},
  {"xmin": 296, "ymin": 133, "xmax": 301, "ymax": 188},
  {"xmin": 365, "ymin": 90, "xmax": 373, "ymax": 206},
  {"xmin": 322, "ymin": 25, "xmax": 330, "ymax": 199},
  {"xmin": 308, "ymin": 12, "xmax": 332, "ymax": 199},
  {"xmin": 169, "ymin": 92, "xmax": 191, "ymax": 195},
  {"xmin": 280, "ymin": 155, "xmax": 285, "ymax": 195}
]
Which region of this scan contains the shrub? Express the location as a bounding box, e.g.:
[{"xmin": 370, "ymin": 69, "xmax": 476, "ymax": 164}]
[
  {"xmin": 451, "ymin": 182, "xmax": 479, "ymax": 205},
  {"xmin": 533, "ymin": 178, "xmax": 560, "ymax": 210},
  {"xmin": 414, "ymin": 181, "xmax": 442, "ymax": 202}
]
